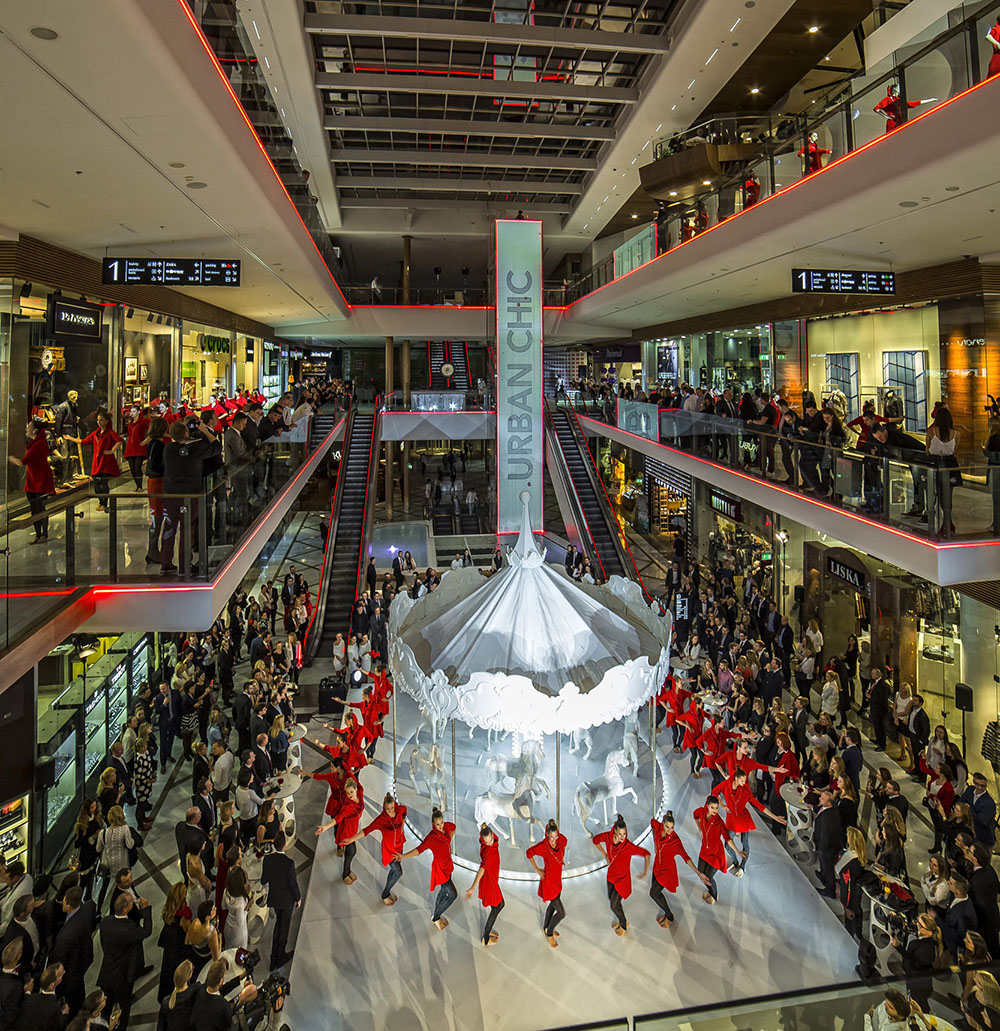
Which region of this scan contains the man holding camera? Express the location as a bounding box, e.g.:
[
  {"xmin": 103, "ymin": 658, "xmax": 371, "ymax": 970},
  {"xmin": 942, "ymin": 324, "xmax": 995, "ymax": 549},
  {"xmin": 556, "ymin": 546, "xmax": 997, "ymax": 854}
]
[
  {"xmin": 190, "ymin": 958, "xmax": 257, "ymax": 1031},
  {"xmin": 160, "ymin": 418, "xmax": 221, "ymax": 576}
]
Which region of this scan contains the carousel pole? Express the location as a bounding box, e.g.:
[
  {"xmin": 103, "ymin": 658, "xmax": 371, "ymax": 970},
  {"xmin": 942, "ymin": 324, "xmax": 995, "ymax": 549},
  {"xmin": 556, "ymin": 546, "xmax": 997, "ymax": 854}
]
[
  {"xmin": 648, "ymin": 700, "xmax": 656, "ymax": 819},
  {"xmin": 391, "ymin": 686, "xmax": 397, "ymax": 795},
  {"xmin": 555, "ymin": 732, "xmax": 561, "ymax": 826},
  {"xmin": 451, "ymin": 719, "xmax": 457, "ymax": 826}
]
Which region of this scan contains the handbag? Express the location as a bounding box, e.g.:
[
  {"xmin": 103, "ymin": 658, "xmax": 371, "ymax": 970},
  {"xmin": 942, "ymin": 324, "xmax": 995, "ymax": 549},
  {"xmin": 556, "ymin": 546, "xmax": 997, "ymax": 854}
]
[
  {"xmin": 127, "ymin": 827, "xmax": 144, "ymax": 867},
  {"xmin": 945, "ymin": 454, "xmax": 963, "ymax": 486},
  {"xmin": 180, "ymin": 710, "xmax": 199, "ymax": 735}
]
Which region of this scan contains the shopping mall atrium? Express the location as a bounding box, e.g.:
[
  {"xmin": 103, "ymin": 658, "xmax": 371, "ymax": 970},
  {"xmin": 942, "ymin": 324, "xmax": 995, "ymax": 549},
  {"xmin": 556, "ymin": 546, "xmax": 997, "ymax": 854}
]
[{"xmin": 3, "ymin": 1, "xmax": 1000, "ymax": 1029}]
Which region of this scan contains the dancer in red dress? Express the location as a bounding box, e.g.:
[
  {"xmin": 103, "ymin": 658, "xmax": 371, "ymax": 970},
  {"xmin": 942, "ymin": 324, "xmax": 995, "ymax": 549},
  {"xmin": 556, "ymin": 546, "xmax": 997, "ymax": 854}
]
[
  {"xmin": 716, "ymin": 768, "xmax": 786, "ymax": 876},
  {"xmin": 592, "ymin": 815, "xmax": 649, "ymax": 936},
  {"xmin": 76, "ymin": 411, "xmax": 123, "ymax": 512},
  {"xmin": 8, "ymin": 419, "xmax": 55, "ymax": 544},
  {"xmin": 798, "ymin": 133, "xmax": 830, "ymax": 174},
  {"xmin": 315, "ymin": 777, "xmax": 365, "ymax": 884},
  {"xmin": 465, "ymin": 824, "xmax": 505, "ymax": 946},
  {"xmin": 649, "ymin": 811, "xmax": 710, "ymax": 927},
  {"xmin": 526, "ymin": 819, "xmax": 567, "ymax": 947},
  {"xmin": 989, "ymin": 18, "xmax": 1000, "ymax": 77},
  {"xmin": 395, "ymin": 807, "xmax": 457, "ymax": 930},
  {"xmin": 873, "ymin": 84, "xmax": 923, "ymax": 132},
  {"xmin": 693, "ymin": 795, "xmax": 742, "ymax": 904},
  {"xmin": 347, "ymin": 792, "xmax": 406, "ymax": 905}
]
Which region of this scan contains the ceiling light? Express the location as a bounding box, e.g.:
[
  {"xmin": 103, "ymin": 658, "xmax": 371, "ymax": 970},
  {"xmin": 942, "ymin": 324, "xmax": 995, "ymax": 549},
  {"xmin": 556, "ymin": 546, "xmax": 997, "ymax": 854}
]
[
  {"xmin": 702, "ymin": 180, "xmax": 711, "ymax": 186},
  {"xmin": 669, "ymin": 191, "xmax": 677, "ymax": 197},
  {"xmin": 808, "ymin": 25, "xmax": 819, "ymax": 33},
  {"xmin": 706, "ymin": 48, "xmax": 719, "ymax": 65},
  {"xmin": 945, "ymin": 186, "xmax": 960, "ymax": 192},
  {"xmin": 671, "ymin": 104, "xmax": 677, "ymax": 111},
  {"xmin": 631, "ymin": 213, "xmax": 638, "ymax": 219},
  {"xmin": 750, "ymin": 87, "xmax": 760, "ymax": 95},
  {"xmin": 687, "ymin": 79, "xmax": 696, "ymax": 89},
  {"xmin": 656, "ymin": 123, "xmax": 662, "ymax": 131},
  {"xmin": 252, "ymin": 18, "xmax": 261, "ymax": 39},
  {"xmin": 186, "ymin": 181, "xmax": 208, "ymax": 189},
  {"xmin": 730, "ymin": 17, "xmax": 741, "ymax": 31},
  {"xmin": 30, "ymin": 26, "xmax": 59, "ymax": 40}
]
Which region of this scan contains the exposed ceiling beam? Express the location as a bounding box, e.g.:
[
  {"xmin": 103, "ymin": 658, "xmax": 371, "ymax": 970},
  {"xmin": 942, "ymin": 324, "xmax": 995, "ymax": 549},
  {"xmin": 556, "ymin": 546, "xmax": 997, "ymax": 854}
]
[
  {"xmin": 338, "ymin": 197, "xmax": 572, "ymax": 214},
  {"xmin": 330, "ymin": 147, "xmax": 597, "ymax": 171},
  {"xmin": 316, "ymin": 71, "xmax": 638, "ymax": 105},
  {"xmin": 304, "ymin": 13, "xmax": 671, "ymax": 55},
  {"xmin": 323, "ymin": 115, "xmax": 615, "ymax": 140},
  {"xmin": 336, "ymin": 175, "xmax": 583, "ymax": 194}
]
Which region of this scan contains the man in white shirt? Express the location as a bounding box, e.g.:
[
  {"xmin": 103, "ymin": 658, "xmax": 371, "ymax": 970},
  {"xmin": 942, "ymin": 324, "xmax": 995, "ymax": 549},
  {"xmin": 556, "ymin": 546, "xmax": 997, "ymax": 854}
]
[
  {"xmin": 864, "ymin": 988, "xmax": 934, "ymax": 1030},
  {"xmin": 211, "ymin": 741, "xmax": 235, "ymax": 804},
  {"xmin": 0, "ymin": 863, "xmax": 33, "ymax": 934},
  {"xmin": 465, "ymin": 488, "xmax": 478, "ymax": 514}
]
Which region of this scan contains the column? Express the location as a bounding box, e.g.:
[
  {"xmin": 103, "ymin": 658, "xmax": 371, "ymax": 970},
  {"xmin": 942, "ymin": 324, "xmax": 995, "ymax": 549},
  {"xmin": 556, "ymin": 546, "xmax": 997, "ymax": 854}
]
[
  {"xmin": 385, "ymin": 335, "xmax": 394, "ymax": 520},
  {"xmin": 401, "ymin": 234, "xmax": 412, "ymax": 513}
]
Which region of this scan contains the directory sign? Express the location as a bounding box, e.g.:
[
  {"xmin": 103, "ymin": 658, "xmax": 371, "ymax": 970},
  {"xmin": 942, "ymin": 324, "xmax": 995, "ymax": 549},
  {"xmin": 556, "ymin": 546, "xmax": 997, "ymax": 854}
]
[
  {"xmin": 102, "ymin": 258, "xmax": 241, "ymax": 286},
  {"xmin": 791, "ymin": 268, "xmax": 895, "ymax": 294},
  {"xmin": 495, "ymin": 219, "xmax": 543, "ymax": 534}
]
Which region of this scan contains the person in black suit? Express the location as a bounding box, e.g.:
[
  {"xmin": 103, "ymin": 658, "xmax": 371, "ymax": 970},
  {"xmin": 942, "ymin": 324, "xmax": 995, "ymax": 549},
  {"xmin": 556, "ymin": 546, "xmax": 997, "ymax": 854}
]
[
  {"xmin": 232, "ymin": 684, "xmax": 253, "ymax": 758},
  {"xmin": 191, "ymin": 959, "xmax": 256, "ymax": 1031},
  {"xmin": 890, "ymin": 912, "xmax": 941, "ymax": 1011},
  {"xmin": 248, "ymin": 632, "xmax": 272, "ymax": 666},
  {"xmin": 883, "ymin": 780, "xmax": 909, "ymax": 826},
  {"xmin": 791, "ymin": 696, "xmax": 811, "ymax": 768},
  {"xmin": 392, "ymin": 552, "xmax": 404, "ymax": 589},
  {"xmin": 962, "ymin": 774, "xmax": 998, "ymax": 848},
  {"xmin": 107, "ymin": 742, "xmax": 134, "ymax": 807},
  {"xmin": 1, "ymin": 898, "xmax": 38, "ymax": 980},
  {"xmin": 904, "ymin": 694, "xmax": 931, "ymax": 776},
  {"xmin": 760, "ymin": 658, "xmax": 784, "ymax": 709},
  {"xmin": 174, "ymin": 808, "xmax": 211, "ymax": 881},
  {"xmin": 866, "ymin": 668, "xmax": 889, "ymax": 751},
  {"xmin": 0, "ymin": 940, "xmax": 26, "ymax": 1031},
  {"xmin": 260, "ymin": 831, "xmax": 300, "ymax": 971},
  {"xmin": 19, "ymin": 963, "xmax": 67, "ymax": 1031},
  {"xmin": 967, "ymin": 842, "xmax": 1000, "ymax": 957},
  {"xmin": 97, "ymin": 893, "xmax": 152, "ymax": 1030},
  {"xmin": 942, "ymin": 874, "xmax": 978, "ymax": 958},
  {"xmin": 813, "ymin": 790, "xmax": 843, "ymax": 898},
  {"xmin": 49, "ymin": 887, "xmax": 95, "ymax": 1017},
  {"xmin": 838, "ymin": 728, "xmax": 864, "ymax": 793},
  {"xmin": 775, "ymin": 616, "xmax": 794, "ymax": 684},
  {"xmin": 192, "ymin": 778, "xmax": 216, "ymax": 835},
  {"xmin": 252, "ymin": 734, "xmax": 273, "ymax": 787}
]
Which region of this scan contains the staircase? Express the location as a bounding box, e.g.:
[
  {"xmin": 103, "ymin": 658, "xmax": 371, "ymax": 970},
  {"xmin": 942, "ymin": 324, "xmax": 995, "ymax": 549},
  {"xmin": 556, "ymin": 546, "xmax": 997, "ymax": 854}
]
[
  {"xmin": 428, "ymin": 341, "xmax": 470, "ymax": 390},
  {"xmin": 317, "ymin": 411, "xmax": 375, "ymax": 656}
]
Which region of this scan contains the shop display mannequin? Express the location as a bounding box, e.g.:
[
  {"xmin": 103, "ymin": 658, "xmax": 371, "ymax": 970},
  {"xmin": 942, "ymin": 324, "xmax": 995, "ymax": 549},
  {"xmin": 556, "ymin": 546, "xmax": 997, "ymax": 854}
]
[
  {"xmin": 32, "ymin": 349, "xmax": 56, "ymax": 407},
  {"xmin": 744, "ymin": 171, "xmax": 760, "ymax": 207},
  {"xmin": 798, "ymin": 132, "xmax": 830, "ymax": 174},
  {"xmin": 53, "ymin": 390, "xmax": 85, "ymax": 485},
  {"xmin": 873, "ymin": 84, "xmax": 922, "ymax": 133}
]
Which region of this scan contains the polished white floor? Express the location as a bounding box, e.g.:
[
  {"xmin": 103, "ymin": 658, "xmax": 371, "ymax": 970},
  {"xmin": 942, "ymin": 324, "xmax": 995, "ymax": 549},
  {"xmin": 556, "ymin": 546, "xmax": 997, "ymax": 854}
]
[{"xmin": 284, "ymin": 729, "xmax": 860, "ymax": 1031}]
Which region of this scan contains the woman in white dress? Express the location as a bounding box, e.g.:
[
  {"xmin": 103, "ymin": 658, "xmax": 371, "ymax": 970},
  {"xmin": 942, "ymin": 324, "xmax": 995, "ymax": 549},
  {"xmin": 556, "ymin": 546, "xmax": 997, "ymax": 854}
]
[
  {"xmin": 332, "ymin": 632, "xmax": 347, "ymax": 683},
  {"xmin": 926, "ymin": 407, "xmax": 960, "ymax": 537},
  {"xmin": 223, "ymin": 865, "xmax": 252, "ymax": 950}
]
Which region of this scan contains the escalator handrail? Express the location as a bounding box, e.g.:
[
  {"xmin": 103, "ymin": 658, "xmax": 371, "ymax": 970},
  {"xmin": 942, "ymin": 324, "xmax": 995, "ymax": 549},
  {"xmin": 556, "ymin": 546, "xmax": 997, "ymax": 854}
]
[{"xmin": 302, "ymin": 402, "xmax": 355, "ymax": 661}]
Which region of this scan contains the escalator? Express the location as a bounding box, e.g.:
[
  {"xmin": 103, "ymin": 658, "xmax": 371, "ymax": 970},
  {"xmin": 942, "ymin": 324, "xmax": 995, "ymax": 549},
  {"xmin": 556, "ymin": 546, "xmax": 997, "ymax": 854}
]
[
  {"xmin": 305, "ymin": 409, "xmax": 378, "ymax": 661},
  {"xmin": 428, "ymin": 341, "xmax": 470, "ymax": 390},
  {"xmin": 547, "ymin": 407, "xmax": 630, "ymax": 582}
]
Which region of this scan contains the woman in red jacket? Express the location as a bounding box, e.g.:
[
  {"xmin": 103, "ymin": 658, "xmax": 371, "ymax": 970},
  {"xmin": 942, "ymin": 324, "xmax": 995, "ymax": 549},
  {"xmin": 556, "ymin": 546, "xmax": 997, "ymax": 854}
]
[
  {"xmin": 526, "ymin": 818, "xmax": 567, "ymax": 947},
  {"xmin": 465, "ymin": 823, "xmax": 504, "ymax": 946},
  {"xmin": 767, "ymin": 731, "xmax": 802, "ymax": 834},
  {"xmin": 395, "ymin": 807, "xmax": 457, "ymax": 930},
  {"xmin": 315, "ymin": 777, "xmax": 365, "ymax": 884},
  {"xmin": 348, "ymin": 793, "xmax": 407, "ymax": 905},
  {"xmin": 592, "ymin": 814, "xmax": 649, "ymax": 936},
  {"xmin": 716, "ymin": 768, "xmax": 786, "ymax": 876},
  {"xmin": 8, "ymin": 419, "xmax": 55, "ymax": 543},
  {"xmin": 693, "ymin": 795, "xmax": 742, "ymax": 904},
  {"xmin": 925, "ymin": 762, "xmax": 956, "ymax": 854},
  {"xmin": 77, "ymin": 410, "xmax": 123, "ymax": 512},
  {"xmin": 123, "ymin": 405, "xmax": 151, "ymax": 489},
  {"xmin": 649, "ymin": 811, "xmax": 710, "ymax": 926}
]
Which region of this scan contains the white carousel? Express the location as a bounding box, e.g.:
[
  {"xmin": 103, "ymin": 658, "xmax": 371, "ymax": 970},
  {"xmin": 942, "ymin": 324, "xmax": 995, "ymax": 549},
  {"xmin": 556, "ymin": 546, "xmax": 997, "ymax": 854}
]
[{"xmin": 386, "ymin": 491, "xmax": 673, "ymax": 877}]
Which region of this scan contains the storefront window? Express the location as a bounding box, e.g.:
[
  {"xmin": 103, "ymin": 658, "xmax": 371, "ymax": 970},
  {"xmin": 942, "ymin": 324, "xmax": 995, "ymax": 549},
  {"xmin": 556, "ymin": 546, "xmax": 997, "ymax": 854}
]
[
  {"xmin": 121, "ymin": 308, "xmax": 176, "ymax": 412},
  {"xmin": 261, "ymin": 340, "xmax": 283, "ymax": 400},
  {"xmin": 645, "ymin": 325, "xmax": 772, "ymax": 392},
  {"xmin": 180, "ymin": 321, "xmax": 235, "ymax": 408}
]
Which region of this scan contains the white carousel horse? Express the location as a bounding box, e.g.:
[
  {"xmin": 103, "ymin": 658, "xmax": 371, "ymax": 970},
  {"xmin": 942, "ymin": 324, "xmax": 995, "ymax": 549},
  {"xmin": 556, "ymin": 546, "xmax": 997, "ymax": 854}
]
[
  {"xmin": 483, "ymin": 738, "xmax": 550, "ymax": 799},
  {"xmin": 473, "ymin": 725, "xmax": 510, "ymax": 760},
  {"xmin": 569, "ymin": 726, "xmax": 593, "ymax": 760},
  {"xmin": 474, "ymin": 788, "xmax": 543, "ymax": 848},
  {"xmin": 414, "ymin": 712, "xmax": 448, "ymax": 746},
  {"xmin": 574, "ymin": 749, "xmax": 638, "ymax": 835},
  {"xmin": 622, "ymin": 715, "xmax": 640, "ymax": 777},
  {"xmin": 409, "ymin": 744, "xmax": 448, "ymax": 810}
]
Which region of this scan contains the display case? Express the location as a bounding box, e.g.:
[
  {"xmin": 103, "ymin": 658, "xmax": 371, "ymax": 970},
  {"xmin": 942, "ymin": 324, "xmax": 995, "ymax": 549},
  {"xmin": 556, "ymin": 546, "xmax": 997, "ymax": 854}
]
[
  {"xmin": 0, "ymin": 796, "xmax": 30, "ymax": 866},
  {"xmin": 129, "ymin": 634, "xmax": 150, "ymax": 693},
  {"xmin": 44, "ymin": 723, "xmax": 78, "ymax": 835},
  {"xmin": 107, "ymin": 659, "xmax": 129, "ymax": 746},
  {"xmin": 83, "ymin": 684, "xmax": 107, "ymax": 781}
]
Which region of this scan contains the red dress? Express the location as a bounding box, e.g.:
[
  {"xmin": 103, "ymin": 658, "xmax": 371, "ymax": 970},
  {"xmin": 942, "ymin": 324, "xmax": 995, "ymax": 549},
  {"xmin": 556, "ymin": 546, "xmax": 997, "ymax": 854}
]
[
  {"xmin": 593, "ymin": 831, "xmax": 648, "ymax": 899},
  {"xmin": 124, "ymin": 416, "xmax": 150, "ymax": 458},
  {"xmin": 650, "ymin": 821, "xmax": 692, "ymax": 892},
  {"xmin": 477, "ymin": 838, "xmax": 504, "ymax": 908},
  {"xmin": 798, "ymin": 140, "xmax": 830, "ymax": 173},
  {"xmin": 693, "ymin": 807, "xmax": 732, "ymax": 872},
  {"xmin": 773, "ymin": 750, "xmax": 801, "ymax": 793},
  {"xmin": 525, "ymin": 833, "xmax": 567, "ymax": 900},
  {"xmin": 80, "ymin": 427, "xmax": 122, "ymax": 477},
  {"xmin": 873, "ymin": 93, "xmax": 920, "ymax": 132},
  {"xmin": 362, "ymin": 805, "xmax": 407, "ymax": 866},
  {"xmin": 717, "ymin": 779, "xmax": 767, "ymax": 833},
  {"xmin": 416, "ymin": 822, "xmax": 455, "ymax": 891},
  {"xmin": 22, "ymin": 434, "xmax": 55, "ymax": 494},
  {"xmin": 332, "ymin": 796, "xmax": 364, "ymax": 846},
  {"xmin": 989, "ymin": 24, "xmax": 1000, "ymax": 77}
]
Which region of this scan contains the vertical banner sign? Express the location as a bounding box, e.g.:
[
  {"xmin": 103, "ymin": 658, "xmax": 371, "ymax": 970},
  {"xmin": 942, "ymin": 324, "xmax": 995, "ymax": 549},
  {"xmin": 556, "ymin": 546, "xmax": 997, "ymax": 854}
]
[{"xmin": 496, "ymin": 219, "xmax": 543, "ymax": 534}]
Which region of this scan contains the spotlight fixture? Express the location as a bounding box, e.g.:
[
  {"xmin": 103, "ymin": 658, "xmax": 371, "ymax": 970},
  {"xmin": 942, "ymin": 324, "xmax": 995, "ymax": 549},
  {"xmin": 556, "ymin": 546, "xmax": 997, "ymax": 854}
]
[
  {"xmin": 350, "ymin": 668, "xmax": 365, "ymax": 688},
  {"xmin": 72, "ymin": 633, "xmax": 101, "ymax": 659},
  {"xmin": 126, "ymin": 307, "xmax": 134, "ymax": 319},
  {"xmin": 19, "ymin": 283, "xmax": 32, "ymax": 298},
  {"xmin": 808, "ymin": 25, "xmax": 819, "ymax": 33},
  {"xmin": 750, "ymin": 87, "xmax": 760, "ymax": 95}
]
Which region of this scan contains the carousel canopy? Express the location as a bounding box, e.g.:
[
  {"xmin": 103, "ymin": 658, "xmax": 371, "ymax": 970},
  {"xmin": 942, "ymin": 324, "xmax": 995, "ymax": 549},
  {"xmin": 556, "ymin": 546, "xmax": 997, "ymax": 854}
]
[{"xmin": 388, "ymin": 492, "xmax": 671, "ymax": 735}]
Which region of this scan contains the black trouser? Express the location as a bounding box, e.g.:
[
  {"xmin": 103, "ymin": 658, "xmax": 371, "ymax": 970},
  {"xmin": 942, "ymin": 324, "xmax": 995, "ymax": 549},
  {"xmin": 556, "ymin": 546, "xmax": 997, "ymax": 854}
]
[
  {"xmin": 818, "ymin": 848, "xmax": 838, "ymax": 896},
  {"xmin": 160, "ymin": 497, "xmax": 197, "ymax": 572},
  {"xmin": 26, "ymin": 491, "xmax": 48, "ymax": 538},
  {"xmin": 482, "ymin": 900, "xmax": 504, "ymax": 944},
  {"xmin": 930, "ymin": 804, "xmax": 947, "ymax": 852},
  {"xmin": 607, "ymin": 882, "xmax": 628, "ymax": 930},
  {"xmin": 671, "ymin": 724, "xmax": 684, "ymax": 748},
  {"xmin": 137, "ymin": 800, "xmax": 151, "ymax": 825},
  {"xmin": 127, "ymin": 455, "xmax": 144, "ymax": 489},
  {"xmin": 697, "ymin": 859, "xmax": 718, "ymax": 900},
  {"xmin": 870, "ymin": 707, "xmax": 887, "ymax": 751},
  {"xmin": 431, "ymin": 879, "xmax": 457, "ymax": 921},
  {"xmin": 342, "ymin": 841, "xmax": 357, "ymax": 879},
  {"xmin": 649, "ymin": 877, "xmax": 675, "ymax": 921},
  {"xmin": 270, "ymin": 905, "xmax": 293, "ymax": 968},
  {"xmin": 93, "ymin": 474, "xmax": 112, "ymax": 507},
  {"xmin": 102, "ymin": 981, "xmax": 135, "ymax": 1031},
  {"xmin": 689, "ymin": 747, "xmax": 703, "ymax": 774},
  {"xmin": 543, "ymin": 894, "xmax": 565, "ymax": 937}
]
